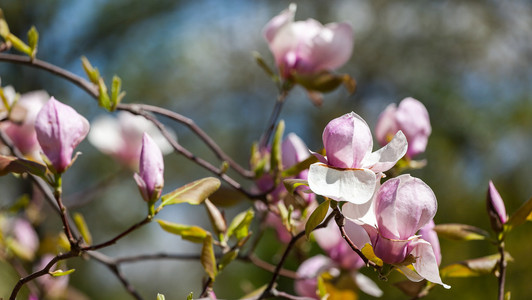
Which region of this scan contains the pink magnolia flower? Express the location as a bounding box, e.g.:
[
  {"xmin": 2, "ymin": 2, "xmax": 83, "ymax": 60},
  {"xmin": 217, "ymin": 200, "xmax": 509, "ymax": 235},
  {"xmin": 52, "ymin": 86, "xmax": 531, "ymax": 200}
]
[
  {"xmin": 2, "ymin": 90, "xmax": 48, "ymax": 157},
  {"xmin": 419, "ymin": 220, "xmax": 442, "ymax": 266},
  {"xmin": 343, "ymin": 174, "xmax": 449, "ymax": 288},
  {"xmin": 134, "ymin": 133, "xmax": 164, "ymax": 203},
  {"xmin": 34, "ymin": 97, "xmax": 90, "ymax": 173},
  {"xmin": 486, "ymin": 180, "xmax": 507, "ymax": 232},
  {"xmin": 308, "ymin": 112, "xmax": 407, "ymax": 205},
  {"xmin": 88, "ymin": 111, "xmax": 174, "ymax": 168},
  {"xmin": 375, "ymin": 97, "xmax": 431, "ymax": 158},
  {"xmin": 263, "ymin": 4, "xmax": 354, "ymax": 79}
]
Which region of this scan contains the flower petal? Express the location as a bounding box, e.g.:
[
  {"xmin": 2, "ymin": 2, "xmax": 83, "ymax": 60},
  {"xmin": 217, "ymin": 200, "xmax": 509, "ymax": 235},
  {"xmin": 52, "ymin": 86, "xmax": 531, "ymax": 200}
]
[
  {"xmin": 322, "ymin": 112, "xmax": 373, "ymax": 169},
  {"xmin": 362, "ymin": 130, "xmax": 407, "ymax": 172},
  {"xmin": 308, "ymin": 163, "xmax": 377, "ymax": 204},
  {"xmin": 408, "ymin": 239, "xmax": 450, "ymax": 288},
  {"xmin": 353, "ymin": 272, "xmax": 383, "ymax": 297},
  {"xmin": 307, "ymin": 22, "xmax": 354, "ymax": 72},
  {"xmin": 262, "ymin": 3, "xmax": 296, "ymax": 43}
]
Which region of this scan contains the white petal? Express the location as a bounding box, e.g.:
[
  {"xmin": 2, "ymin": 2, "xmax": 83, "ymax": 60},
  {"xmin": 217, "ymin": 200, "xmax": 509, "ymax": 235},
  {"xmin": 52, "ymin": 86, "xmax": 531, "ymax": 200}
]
[
  {"xmin": 409, "ymin": 239, "xmax": 450, "ymax": 289},
  {"xmin": 362, "ymin": 130, "xmax": 407, "ymax": 172},
  {"xmin": 353, "ymin": 272, "xmax": 383, "ymax": 297},
  {"xmin": 397, "ymin": 265, "xmax": 424, "ymax": 282},
  {"xmin": 308, "ymin": 163, "xmax": 377, "ymax": 204}
]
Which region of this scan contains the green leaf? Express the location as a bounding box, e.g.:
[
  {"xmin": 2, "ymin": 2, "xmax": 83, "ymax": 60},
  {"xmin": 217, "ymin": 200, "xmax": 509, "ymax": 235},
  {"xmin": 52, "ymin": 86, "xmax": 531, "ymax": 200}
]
[
  {"xmin": 204, "ymin": 199, "xmax": 227, "ymax": 236},
  {"xmin": 282, "ymin": 179, "xmax": 309, "ymax": 195},
  {"xmin": 98, "ymin": 78, "xmax": 111, "ymax": 110},
  {"xmin": 281, "ymin": 154, "xmax": 318, "ymax": 178},
  {"xmin": 433, "ymin": 223, "xmax": 490, "ymax": 241},
  {"xmin": 186, "ymin": 293, "xmax": 193, "ymax": 300},
  {"xmin": 156, "ymin": 293, "xmax": 166, "ymax": 300},
  {"xmin": 161, "ymin": 177, "xmax": 221, "ymax": 207},
  {"xmin": 218, "ymin": 249, "xmax": 238, "ymax": 272},
  {"xmin": 440, "ymin": 252, "xmax": 513, "ymax": 278},
  {"xmin": 201, "ymin": 234, "xmax": 217, "ymax": 280},
  {"xmin": 50, "ymin": 269, "xmax": 75, "ymax": 277},
  {"xmin": 0, "ymin": 155, "xmax": 46, "ymax": 177},
  {"xmin": 73, "ymin": 212, "xmax": 92, "ymax": 245},
  {"xmin": 506, "ymin": 197, "xmax": 532, "ymax": 230},
  {"xmin": 270, "ymin": 120, "xmax": 285, "ymax": 180},
  {"xmin": 27, "ymin": 26, "xmax": 38, "ymax": 58},
  {"xmin": 81, "ymin": 56, "xmax": 100, "ymax": 84},
  {"xmin": 0, "ymin": 13, "xmax": 9, "ymax": 38},
  {"xmin": 305, "ymin": 199, "xmax": 330, "ymax": 240},
  {"xmin": 253, "ymin": 51, "xmax": 275, "ymax": 79},
  {"xmin": 226, "ymin": 209, "xmax": 254, "ymax": 241},
  {"xmin": 110, "ymin": 75, "xmax": 125, "ymax": 110},
  {"xmin": 6, "ymin": 33, "xmax": 32, "ymax": 57},
  {"xmin": 156, "ymin": 219, "xmax": 208, "ymax": 243},
  {"xmin": 239, "ymin": 284, "xmax": 267, "ymax": 300}
]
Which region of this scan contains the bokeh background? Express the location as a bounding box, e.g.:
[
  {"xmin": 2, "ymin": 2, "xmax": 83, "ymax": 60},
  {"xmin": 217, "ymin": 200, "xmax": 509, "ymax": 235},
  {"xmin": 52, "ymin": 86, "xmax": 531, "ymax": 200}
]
[{"xmin": 1, "ymin": 0, "xmax": 532, "ymax": 299}]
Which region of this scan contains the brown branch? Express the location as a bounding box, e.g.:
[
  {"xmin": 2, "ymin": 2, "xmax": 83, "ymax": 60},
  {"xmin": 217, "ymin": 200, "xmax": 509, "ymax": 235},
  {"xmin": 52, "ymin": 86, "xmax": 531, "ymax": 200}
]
[
  {"xmin": 258, "ymin": 212, "xmax": 335, "ymax": 299},
  {"xmin": 9, "ymin": 252, "xmax": 77, "ymax": 300},
  {"xmin": 81, "ymin": 216, "xmax": 152, "ymax": 251},
  {"xmin": 259, "ymin": 91, "xmax": 288, "ymax": 148},
  {"xmin": 0, "ymin": 53, "xmax": 98, "ymax": 97},
  {"xmin": 118, "ymin": 104, "xmax": 267, "ymax": 202},
  {"xmin": 133, "ymin": 103, "xmax": 254, "ymax": 179},
  {"xmin": 498, "ymin": 242, "xmax": 507, "ymax": 300}
]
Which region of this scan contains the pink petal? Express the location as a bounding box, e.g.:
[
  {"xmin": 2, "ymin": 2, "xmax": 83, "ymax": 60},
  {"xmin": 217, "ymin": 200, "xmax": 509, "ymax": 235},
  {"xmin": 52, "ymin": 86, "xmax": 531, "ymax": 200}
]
[
  {"xmin": 375, "ymin": 103, "xmax": 399, "ymax": 146},
  {"xmin": 408, "ymin": 239, "xmax": 450, "ymax": 288},
  {"xmin": 322, "ymin": 112, "xmax": 372, "ymax": 169},
  {"xmin": 295, "ymin": 255, "xmax": 333, "ymax": 298},
  {"xmin": 137, "ymin": 133, "xmax": 164, "ymax": 202},
  {"xmin": 262, "ymin": 3, "xmax": 296, "ymax": 43},
  {"xmin": 306, "ymin": 22, "xmax": 354, "ymax": 72},
  {"xmin": 395, "ymin": 98, "xmax": 431, "ymax": 158}
]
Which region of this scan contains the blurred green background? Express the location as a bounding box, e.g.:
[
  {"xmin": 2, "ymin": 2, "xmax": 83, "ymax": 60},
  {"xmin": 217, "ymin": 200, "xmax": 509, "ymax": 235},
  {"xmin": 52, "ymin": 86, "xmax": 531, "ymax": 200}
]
[{"xmin": 1, "ymin": 0, "xmax": 532, "ymax": 299}]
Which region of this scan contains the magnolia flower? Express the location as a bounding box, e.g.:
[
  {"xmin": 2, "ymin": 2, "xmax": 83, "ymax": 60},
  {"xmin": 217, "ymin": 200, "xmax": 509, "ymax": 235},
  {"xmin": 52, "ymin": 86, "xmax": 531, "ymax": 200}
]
[
  {"xmin": 88, "ymin": 111, "xmax": 174, "ymax": 168},
  {"xmin": 308, "ymin": 112, "xmax": 407, "ymax": 205},
  {"xmin": 2, "ymin": 90, "xmax": 48, "ymax": 157},
  {"xmin": 343, "ymin": 174, "xmax": 449, "ymax": 288},
  {"xmin": 486, "ymin": 180, "xmax": 507, "ymax": 233},
  {"xmin": 375, "ymin": 98, "xmax": 431, "ymax": 159},
  {"xmin": 134, "ymin": 133, "xmax": 164, "ymax": 203},
  {"xmin": 34, "ymin": 97, "xmax": 90, "ymax": 173},
  {"xmin": 263, "ymin": 4, "xmax": 353, "ymax": 79}
]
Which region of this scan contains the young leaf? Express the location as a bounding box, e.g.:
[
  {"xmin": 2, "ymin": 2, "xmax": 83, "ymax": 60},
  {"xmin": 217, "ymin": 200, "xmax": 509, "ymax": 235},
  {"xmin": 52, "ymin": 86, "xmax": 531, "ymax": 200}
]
[
  {"xmin": 506, "ymin": 197, "xmax": 532, "ymax": 230},
  {"xmin": 440, "ymin": 252, "xmax": 513, "ymax": 278},
  {"xmin": 81, "ymin": 56, "xmax": 100, "ymax": 84},
  {"xmin": 6, "ymin": 33, "xmax": 32, "ymax": 57},
  {"xmin": 361, "ymin": 244, "xmax": 384, "ymax": 267},
  {"xmin": 433, "ymin": 223, "xmax": 489, "ymax": 241},
  {"xmin": 204, "ymin": 199, "xmax": 227, "ymax": 236},
  {"xmin": 201, "ymin": 234, "xmax": 217, "ymax": 280},
  {"xmin": 50, "ymin": 269, "xmax": 76, "ymax": 277},
  {"xmin": 281, "ymin": 154, "xmax": 318, "ymax": 178},
  {"xmin": 73, "ymin": 212, "xmax": 92, "ymax": 245},
  {"xmin": 186, "ymin": 293, "xmax": 193, "ymax": 300},
  {"xmin": 98, "ymin": 78, "xmax": 111, "ymax": 110},
  {"xmin": 110, "ymin": 75, "xmax": 125, "ymax": 110},
  {"xmin": 226, "ymin": 209, "xmax": 254, "ymax": 241},
  {"xmin": 161, "ymin": 177, "xmax": 221, "ymax": 207},
  {"xmin": 252, "ymin": 51, "xmax": 275, "ymax": 79},
  {"xmin": 27, "ymin": 26, "xmax": 38, "ymax": 58},
  {"xmin": 0, "ymin": 155, "xmax": 46, "ymax": 177},
  {"xmin": 218, "ymin": 249, "xmax": 238, "ymax": 272},
  {"xmin": 156, "ymin": 219, "xmax": 208, "ymax": 243},
  {"xmin": 270, "ymin": 119, "xmax": 285, "ymax": 180},
  {"xmin": 283, "ymin": 179, "xmax": 309, "ymax": 195},
  {"xmin": 305, "ymin": 199, "xmax": 330, "ymax": 240},
  {"xmin": 156, "ymin": 293, "xmax": 166, "ymax": 300}
]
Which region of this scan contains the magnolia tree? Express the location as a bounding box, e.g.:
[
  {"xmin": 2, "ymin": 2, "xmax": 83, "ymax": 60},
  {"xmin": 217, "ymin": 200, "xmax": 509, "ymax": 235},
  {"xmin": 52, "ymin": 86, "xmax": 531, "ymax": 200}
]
[{"xmin": 0, "ymin": 4, "xmax": 530, "ymax": 300}]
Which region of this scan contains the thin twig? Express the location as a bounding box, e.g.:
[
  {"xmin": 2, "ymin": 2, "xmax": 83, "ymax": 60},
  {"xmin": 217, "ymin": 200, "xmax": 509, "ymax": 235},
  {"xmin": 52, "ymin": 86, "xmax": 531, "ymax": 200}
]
[
  {"xmin": 88, "ymin": 251, "xmax": 144, "ymax": 300},
  {"xmin": 0, "ymin": 53, "xmax": 98, "ymax": 97},
  {"xmin": 9, "ymin": 252, "xmax": 77, "ymax": 300},
  {"xmin": 259, "ymin": 91, "xmax": 288, "ymax": 149},
  {"xmin": 497, "ymin": 242, "xmax": 506, "ymax": 300},
  {"xmin": 81, "ymin": 216, "xmax": 152, "ymax": 251},
  {"xmin": 118, "ymin": 104, "xmax": 267, "ymax": 202},
  {"xmin": 134, "ymin": 103, "xmax": 254, "ymax": 179},
  {"xmin": 258, "ymin": 212, "xmax": 335, "ymax": 299}
]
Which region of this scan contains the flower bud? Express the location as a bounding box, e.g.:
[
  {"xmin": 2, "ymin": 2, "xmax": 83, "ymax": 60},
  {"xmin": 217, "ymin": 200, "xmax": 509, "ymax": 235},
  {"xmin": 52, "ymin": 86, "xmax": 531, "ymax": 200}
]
[
  {"xmin": 486, "ymin": 180, "xmax": 507, "ymax": 233},
  {"xmin": 134, "ymin": 133, "xmax": 164, "ymax": 203},
  {"xmin": 34, "ymin": 97, "xmax": 90, "ymax": 173},
  {"xmin": 375, "ymin": 97, "xmax": 431, "ymax": 158}
]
